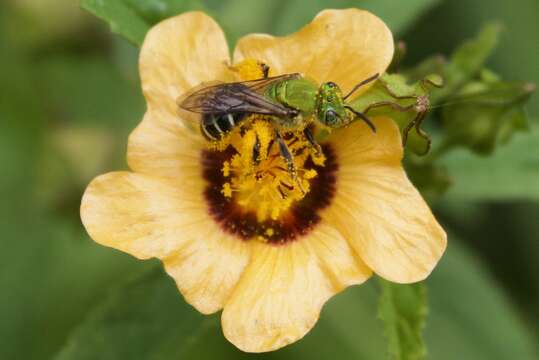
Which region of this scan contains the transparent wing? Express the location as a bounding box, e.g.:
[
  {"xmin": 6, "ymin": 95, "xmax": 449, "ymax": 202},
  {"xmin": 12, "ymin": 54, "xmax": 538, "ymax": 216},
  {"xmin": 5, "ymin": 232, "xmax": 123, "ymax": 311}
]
[{"xmin": 178, "ymin": 73, "xmax": 301, "ymax": 117}]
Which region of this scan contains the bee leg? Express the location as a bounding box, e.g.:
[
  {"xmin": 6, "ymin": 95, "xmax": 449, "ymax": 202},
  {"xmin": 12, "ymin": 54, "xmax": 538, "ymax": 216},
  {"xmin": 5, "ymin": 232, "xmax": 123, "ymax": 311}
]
[
  {"xmin": 401, "ymin": 114, "xmax": 416, "ymax": 146},
  {"xmin": 266, "ymin": 138, "xmax": 275, "ymax": 158},
  {"xmin": 401, "ymin": 97, "xmax": 430, "ymax": 150},
  {"xmin": 259, "ymin": 62, "xmax": 270, "ymax": 79},
  {"xmin": 303, "ymin": 127, "xmax": 322, "ymax": 156},
  {"xmin": 275, "ymin": 131, "xmax": 305, "ymax": 194},
  {"xmin": 344, "ymin": 106, "xmax": 377, "ymax": 133},
  {"xmin": 252, "ymin": 134, "xmax": 261, "ymax": 166},
  {"xmin": 413, "ymin": 111, "xmax": 431, "ymax": 154},
  {"xmin": 401, "ymin": 111, "xmax": 431, "ymax": 154}
]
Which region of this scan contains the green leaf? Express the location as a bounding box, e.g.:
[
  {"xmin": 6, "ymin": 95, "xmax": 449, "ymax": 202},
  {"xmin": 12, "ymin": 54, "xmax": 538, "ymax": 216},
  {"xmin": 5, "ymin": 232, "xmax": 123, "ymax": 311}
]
[
  {"xmin": 378, "ymin": 281, "xmax": 427, "ymax": 360},
  {"xmin": 440, "ymin": 124, "xmax": 539, "ymax": 201},
  {"xmin": 212, "ymin": 0, "xmax": 283, "ymax": 47},
  {"xmin": 54, "ymin": 268, "xmax": 215, "ymax": 360},
  {"xmin": 361, "ymin": 0, "xmax": 442, "ymax": 35},
  {"xmin": 441, "ymin": 76, "xmax": 534, "ymax": 154},
  {"xmin": 405, "ymin": 157, "xmax": 452, "ymax": 203},
  {"xmin": 448, "ymin": 23, "xmax": 500, "ymax": 80},
  {"xmin": 81, "ymin": 0, "xmax": 208, "ymax": 45},
  {"xmin": 81, "ymin": 0, "xmax": 151, "ymax": 45},
  {"xmin": 37, "ymin": 55, "xmax": 144, "ymax": 130},
  {"xmin": 432, "ymin": 23, "xmax": 502, "ymax": 102},
  {"xmin": 123, "ymin": 0, "xmax": 207, "ymax": 24},
  {"xmin": 32, "ymin": 54, "xmax": 145, "ymax": 208},
  {"xmin": 0, "ymin": 217, "xmax": 142, "ymax": 360},
  {"xmin": 426, "ymin": 238, "xmax": 539, "ymax": 359}
]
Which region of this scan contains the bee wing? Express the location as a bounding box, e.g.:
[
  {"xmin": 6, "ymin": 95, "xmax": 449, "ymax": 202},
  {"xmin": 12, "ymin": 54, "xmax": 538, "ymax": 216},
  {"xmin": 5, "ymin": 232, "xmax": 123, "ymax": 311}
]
[
  {"xmin": 240, "ymin": 73, "xmax": 302, "ymax": 92},
  {"xmin": 178, "ymin": 73, "xmax": 302, "ymax": 117}
]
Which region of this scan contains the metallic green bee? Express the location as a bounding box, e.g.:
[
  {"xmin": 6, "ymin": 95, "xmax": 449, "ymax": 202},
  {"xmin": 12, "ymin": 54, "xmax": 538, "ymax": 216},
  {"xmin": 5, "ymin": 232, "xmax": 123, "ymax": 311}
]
[{"xmin": 179, "ymin": 66, "xmax": 379, "ymax": 180}]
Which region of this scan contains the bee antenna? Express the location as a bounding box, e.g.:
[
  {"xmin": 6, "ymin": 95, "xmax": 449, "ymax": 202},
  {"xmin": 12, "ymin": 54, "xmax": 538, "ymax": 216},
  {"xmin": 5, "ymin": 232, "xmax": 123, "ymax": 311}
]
[
  {"xmin": 343, "ymin": 73, "xmax": 380, "ymax": 100},
  {"xmin": 345, "ymin": 106, "xmax": 376, "ymax": 133}
]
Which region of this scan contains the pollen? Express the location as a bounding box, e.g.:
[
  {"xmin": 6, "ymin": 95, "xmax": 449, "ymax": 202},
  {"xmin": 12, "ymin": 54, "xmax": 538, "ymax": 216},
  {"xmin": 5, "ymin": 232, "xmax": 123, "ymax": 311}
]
[
  {"xmin": 304, "ymin": 169, "xmax": 318, "ymax": 179},
  {"xmin": 221, "ymin": 182, "xmax": 233, "ymax": 198},
  {"xmin": 222, "ymin": 161, "xmax": 230, "ymax": 177},
  {"xmin": 219, "ymin": 118, "xmax": 324, "ymax": 231},
  {"xmin": 207, "ymin": 134, "xmax": 233, "ymax": 152},
  {"xmin": 231, "ymin": 59, "xmax": 270, "ymax": 80}
]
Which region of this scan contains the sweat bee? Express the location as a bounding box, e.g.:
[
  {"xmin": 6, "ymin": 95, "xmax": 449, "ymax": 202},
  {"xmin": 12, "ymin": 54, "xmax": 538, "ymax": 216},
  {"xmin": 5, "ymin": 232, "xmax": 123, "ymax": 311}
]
[{"xmin": 178, "ymin": 64, "xmax": 379, "ymax": 182}]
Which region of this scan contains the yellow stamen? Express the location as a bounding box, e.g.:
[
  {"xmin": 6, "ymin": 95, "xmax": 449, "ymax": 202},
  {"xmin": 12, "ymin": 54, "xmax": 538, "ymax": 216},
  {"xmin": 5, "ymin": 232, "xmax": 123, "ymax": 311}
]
[
  {"xmin": 304, "ymin": 169, "xmax": 318, "ymax": 179},
  {"xmin": 221, "ymin": 182, "xmax": 233, "ymax": 198},
  {"xmin": 206, "ymin": 132, "xmax": 233, "ymax": 151},
  {"xmin": 312, "ymin": 152, "xmax": 326, "ymax": 167},
  {"xmin": 210, "ymin": 59, "xmax": 327, "ymax": 236},
  {"xmin": 221, "ymin": 119, "xmax": 322, "ymax": 223},
  {"xmin": 231, "ymin": 59, "xmax": 270, "ymax": 80},
  {"xmin": 222, "ymin": 161, "xmax": 230, "ymax": 177}
]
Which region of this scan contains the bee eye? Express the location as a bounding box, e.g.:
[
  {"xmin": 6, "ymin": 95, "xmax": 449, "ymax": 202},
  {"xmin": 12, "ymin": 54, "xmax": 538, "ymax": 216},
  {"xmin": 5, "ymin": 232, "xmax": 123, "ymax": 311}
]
[
  {"xmin": 324, "ymin": 109, "xmax": 338, "ymax": 125},
  {"xmin": 326, "ymin": 82, "xmax": 337, "ymax": 88}
]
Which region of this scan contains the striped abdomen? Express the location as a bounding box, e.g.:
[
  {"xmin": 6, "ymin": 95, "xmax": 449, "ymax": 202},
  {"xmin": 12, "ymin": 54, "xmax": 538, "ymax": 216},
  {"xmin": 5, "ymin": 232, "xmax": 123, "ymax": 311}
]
[{"xmin": 200, "ymin": 113, "xmax": 246, "ymax": 141}]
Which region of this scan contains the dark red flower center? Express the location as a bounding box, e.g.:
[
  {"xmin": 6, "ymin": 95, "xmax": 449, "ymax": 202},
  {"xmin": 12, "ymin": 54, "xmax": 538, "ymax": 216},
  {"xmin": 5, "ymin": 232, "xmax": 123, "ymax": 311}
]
[{"xmin": 202, "ymin": 144, "xmax": 338, "ymax": 245}]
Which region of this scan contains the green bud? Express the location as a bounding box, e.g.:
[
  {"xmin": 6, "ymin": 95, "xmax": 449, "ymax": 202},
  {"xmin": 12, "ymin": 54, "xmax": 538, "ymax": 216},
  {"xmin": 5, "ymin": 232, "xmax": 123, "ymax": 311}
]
[{"xmin": 442, "ymin": 74, "xmax": 535, "ymax": 154}]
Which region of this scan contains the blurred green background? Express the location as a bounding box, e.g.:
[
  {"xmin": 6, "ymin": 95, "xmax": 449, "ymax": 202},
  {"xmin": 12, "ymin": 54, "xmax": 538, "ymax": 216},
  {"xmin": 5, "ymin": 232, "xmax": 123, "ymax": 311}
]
[{"xmin": 1, "ymin": 0, "xmax": 538, "ymax": 359}]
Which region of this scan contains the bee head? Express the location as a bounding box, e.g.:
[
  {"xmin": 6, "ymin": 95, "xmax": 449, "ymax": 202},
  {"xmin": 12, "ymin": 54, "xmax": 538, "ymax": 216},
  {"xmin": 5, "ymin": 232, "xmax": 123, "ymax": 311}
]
[{"xmin": 316, "ymin": 82, "xmax": 347, "ymax": 128}]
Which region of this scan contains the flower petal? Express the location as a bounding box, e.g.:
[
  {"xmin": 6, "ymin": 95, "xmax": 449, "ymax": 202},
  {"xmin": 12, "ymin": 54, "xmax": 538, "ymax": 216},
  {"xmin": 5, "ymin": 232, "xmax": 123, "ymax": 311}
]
[
  {"xmin": 81, "ymin": 171, "xmax": 251, "ymax": 313},
  {"xmin": 234, "ymin": 9, "xmax": 394, "ymax": 95},
  {"xmin": 133, "ymin": 12, "xmax": 232, "ymax": 178},
  {"xmin": 127, "ymin": 109, "xmax": 204, "ymax": 179},
  {"xmin": 221, "ymin": 223, "xmax": 371, "ymax": 352},
  {"xmin": 325, "ymin": 118, "xmax": 447, "ymax": 283},
  {"xmin": 81, "ymin": 171, "xmax": 199, "ymax": 259},
  {"xmin": 140, "ymin": 11, "xmax": 233, "ymax": 116},
  {"xmin": 163, "ymin": 232, "xmax": 251, "ymax": 314}
]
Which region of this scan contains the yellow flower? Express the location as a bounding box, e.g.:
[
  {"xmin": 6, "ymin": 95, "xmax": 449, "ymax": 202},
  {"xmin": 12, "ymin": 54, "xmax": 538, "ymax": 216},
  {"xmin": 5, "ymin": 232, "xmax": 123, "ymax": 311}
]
[{"xmin": 80, "ymin": 9, "xmax": 447, "ymax": 353}]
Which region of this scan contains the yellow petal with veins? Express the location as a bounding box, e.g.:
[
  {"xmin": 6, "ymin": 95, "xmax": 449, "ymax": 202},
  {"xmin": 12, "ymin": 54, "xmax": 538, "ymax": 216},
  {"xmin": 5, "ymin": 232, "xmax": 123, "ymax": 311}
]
[
  {"xmin": 163, "ymin": 231, "xmax": 251, "ymax": 314},
  {"xmin": 80, "ymin": 171, "xmax": 251, "ymax": 313},
  {"xmin": 140, "ymin": 11, "xmax": 233, "ymax": 117},
  {"xmin": 128, "ymin": 109, "xmax": 204, "ymax": 179},
  {"xmin": 134, "ymin": 12, "xmax": 235, "ymax": 179},
  {"xmin": 222, "ymin": 223, "xmax": 371, "ymax": 352},
  {"xmin": 234, "ymin": 9, "xmax": 394, "ymax": 97},
  {"xmin": 324, "ymin": 118, "xmax": 447, "ymax": 283}
]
